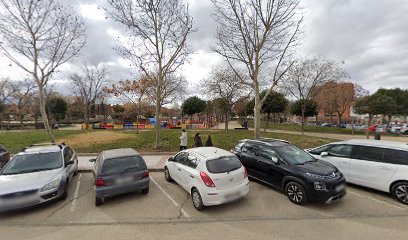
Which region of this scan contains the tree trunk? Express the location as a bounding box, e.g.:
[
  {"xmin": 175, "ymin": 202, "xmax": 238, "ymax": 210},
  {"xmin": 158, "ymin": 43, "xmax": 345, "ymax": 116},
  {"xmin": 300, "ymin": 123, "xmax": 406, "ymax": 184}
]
[
  {"xmin": 330, "ymin": 113, "xmax": 334, "ymax": 125},
  {"xmin": 86, "ymin": 104, "xmax": 91, "ymax": 130},
  {"xmin": 224, "ymin": 113, "xmax": 229, "ymax": 132},
  {"xmin": 338, "ymin": 113, "xmax": 342, "ymax": 128},
  {"xmin": 20, "ymin": 113, "xmax": 24, "ymax": 128},
  {"xmin": 154, "ymin": 82, "xmax": 161, "ymax": 149},
  {"xmin": 136, "ymin": 113, "xmax": 139, "ymax": 134},
  {"xmin": 254, "ymin": 88, "xmax": 261, "ymax": 139},
  {"xmin": 264, "ymin": 113, "xmax": 270, "ymax": 133},
  {"xmin": 366, "ymin": 114, "xmax": 372, "ymax": 139},
  {"xmin": 39, "ymin": 86, "xmax": 55, "ymax": 143},
  {"xmin": 301, "ymin": 107, "xmax": 305, "ymax": 135}
]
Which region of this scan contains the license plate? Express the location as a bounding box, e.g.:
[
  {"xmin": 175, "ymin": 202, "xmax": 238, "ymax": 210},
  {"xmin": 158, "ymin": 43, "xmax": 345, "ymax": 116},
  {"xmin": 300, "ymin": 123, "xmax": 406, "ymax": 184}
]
[
  {"xmin": 225, "ymin": 192, "xmax": 240, "ymax": 200},
  {"xmin": 335, "ymin": 184, "xmax": 345, "ymax": 192},
  {"xmin": 116, "ymin": 176, "xmax": 134, "ymax": 184}
]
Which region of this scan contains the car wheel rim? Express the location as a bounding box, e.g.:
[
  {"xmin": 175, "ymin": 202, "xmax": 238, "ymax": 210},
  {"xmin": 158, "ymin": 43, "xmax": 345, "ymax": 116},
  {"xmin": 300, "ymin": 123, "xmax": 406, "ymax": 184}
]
[
  {"xmin": 287, "ymin": 185, "xmax": 303, "ymax": 203},
  {"xmin": 192, "ymin": 191, "xmax": 201, "ymax": 207},
  {"xmin": 395, "ymin": 185, "xmax": 408, "ymax": 203}
]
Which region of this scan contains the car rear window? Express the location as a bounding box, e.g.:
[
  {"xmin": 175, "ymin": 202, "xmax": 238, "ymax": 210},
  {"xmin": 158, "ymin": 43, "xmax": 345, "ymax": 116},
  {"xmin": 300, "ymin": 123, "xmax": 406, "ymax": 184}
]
[
  {"xmin": 206, "ymin": 156, "xmax": 242, "ymax": 174},
  {"xmin": 101, "ymin": 156, "xmax": 146, "ymax": 175}
]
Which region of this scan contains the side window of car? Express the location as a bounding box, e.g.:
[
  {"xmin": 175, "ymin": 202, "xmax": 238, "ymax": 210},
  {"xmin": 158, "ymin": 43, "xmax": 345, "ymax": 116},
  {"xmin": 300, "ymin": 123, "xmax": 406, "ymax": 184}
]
[
  {"xmin": 383, "ymin": 149, "xmax": 408, "ymax": 165},
  {"xmin": 234, "ymin": 142, "xmax": 245, "ymax": 151},
  {"xmin": 327, "ymin": 145, "xmax": 353, "ymax": 158},
  {"xmin": 174, "ymin": 152, "xmax": 187, "ymax": 165},
  {"xmin": 242, "ymin": 143, "xmax": 256, "ymax": 156},
  {"xmin": 63, "ymin": 147, "xmax": 72, "ymax": 164},
  {"xmin": 185, "ymin": 154, "xmax": 199, "ymax": 168},
  {"xmin": 256, "ymin": 145, "xmax": 277, "ymax": 160},
  {"xmin": 352, "ymin": 146, "xmax": 384, "ymax": 162}
]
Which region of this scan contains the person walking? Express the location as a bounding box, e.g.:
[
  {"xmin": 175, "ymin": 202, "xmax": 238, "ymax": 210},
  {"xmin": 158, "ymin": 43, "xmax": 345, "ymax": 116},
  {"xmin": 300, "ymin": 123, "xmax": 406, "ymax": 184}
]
[
  {"xmin": 179, "ymin": 129, "xmax": 188, "ymax": 151},
  {"xmin": 205, "ymin": 135, "xmax": 213, "ymax": 147},
  {"xmin": 193, "ymin": 132, "xmax": 203, "ymax": 147}
]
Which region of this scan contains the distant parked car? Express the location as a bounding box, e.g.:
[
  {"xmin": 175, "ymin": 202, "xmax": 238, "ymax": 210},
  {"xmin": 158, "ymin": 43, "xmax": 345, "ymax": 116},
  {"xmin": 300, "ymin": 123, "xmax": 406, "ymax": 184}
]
[
  {"xmin": 375, "ymin": 125, "xmax": 386, "ymax": 133},
  {"xmin": 164, "ymin": 147, "xmax": 249, "ymax": 210},
  {"xmin": 233, "ymin": 138, "xmax": 346, "ymax": 205},
  {"xmin": 307, "ymin": 140, "xmax": 408, "ymax": 204},
  {"xmin": 0, "ymin": 143, "xmax": 78, "ymax": 212},
  {"xmin": 368, "ymin": 125, "xmax": 379, "ymax": 132},
  {"xmin": 321, "ymin": 123, "xmax": 333, "ymax": 127},
  {"xmin": 0, "ymin": 145, "xmax": 10, "ymax": 169},
  {"xmin": 90, "ymin": 148, "xmax": 150, "ymax": 206},
  {"xmin": 391, "ymin": 125, "xmax": 402, "ymax": 134},
  {"xmin": 400, "ymin": 124, "xmax": 408, "ymax": 135}
]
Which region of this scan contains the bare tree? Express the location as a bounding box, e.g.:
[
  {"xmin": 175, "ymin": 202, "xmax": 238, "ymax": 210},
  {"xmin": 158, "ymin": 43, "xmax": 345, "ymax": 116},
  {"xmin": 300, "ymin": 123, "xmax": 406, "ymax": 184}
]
[
  {"xmin": 211, "ymin": 0, "xmax": 302, "ymax": 138},
  {"xmin": 283, "ymin": 58, "xmax": 347, "ymax": 134},
  {"xmin": 12, "ymin": 79, "xmax": 37, "ymax": 126},
  {"xmin": 203, "ymin": 64, "xmax": 249, "ymax": 131},
  {"xmin": 70, "ymin": 63, "xmax": 109, "ymax": 129},
  {"xmin": 0, "ymin": 78, "xmax": 18, "ymax": 104},
  {"xmin": 106, "ymin": 0, "xmax": 194, "ymax": 148},
  {"xmin": 0, "ymin": 0, "xmax": 86, "ymax": 142}
]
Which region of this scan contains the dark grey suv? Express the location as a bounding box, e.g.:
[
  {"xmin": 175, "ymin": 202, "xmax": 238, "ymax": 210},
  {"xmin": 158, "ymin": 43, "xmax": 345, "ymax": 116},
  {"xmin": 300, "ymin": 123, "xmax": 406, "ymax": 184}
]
[{"xmin": 90, "ymin": 148, "xmax": 150, "ymax": 206}]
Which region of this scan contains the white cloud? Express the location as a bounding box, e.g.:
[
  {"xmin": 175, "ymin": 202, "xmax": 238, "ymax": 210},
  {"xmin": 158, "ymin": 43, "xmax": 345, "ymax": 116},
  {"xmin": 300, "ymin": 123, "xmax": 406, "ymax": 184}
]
[{"xmin": 79, "ymin": 4, "xmax": 105, "ymax": 21}]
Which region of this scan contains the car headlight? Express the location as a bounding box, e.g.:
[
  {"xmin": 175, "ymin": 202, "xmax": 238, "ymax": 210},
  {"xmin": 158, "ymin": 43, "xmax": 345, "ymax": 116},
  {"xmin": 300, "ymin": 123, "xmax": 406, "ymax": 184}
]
[
  {"xmin": 41, "ymin": 179, "xmax": 60, "ymax": 192},
  {"xmin": 314, "ymin": 182, "xmax": 326, "ymax": 191}
]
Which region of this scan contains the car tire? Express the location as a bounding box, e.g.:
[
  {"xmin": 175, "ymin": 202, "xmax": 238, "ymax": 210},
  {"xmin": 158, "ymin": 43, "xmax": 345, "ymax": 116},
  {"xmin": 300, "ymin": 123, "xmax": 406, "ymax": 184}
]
[
  {"xmin": 95, "ymin": 197, "xmax": 104, "ymax": 206},
  {"xmin": 392, "ymin": 182, "xmax": 408, "ymax": 204},
  {"xmin": 285, "ymin": 181, "xmax": 308, "ymax": 205},
  {"xmin": 164, "ymin": 167, "xmax": 173, "ymax": 182},
  {"xmin": 60, "ymin": 181, "xmax": 69, "ymax": 200},
  {"xmin": 142, "ymin": 187, "xmax": 149, "ymax": 195},
  {"xmin": 191, "ymin": 188, "xmax": 204, "ymax": 210}
]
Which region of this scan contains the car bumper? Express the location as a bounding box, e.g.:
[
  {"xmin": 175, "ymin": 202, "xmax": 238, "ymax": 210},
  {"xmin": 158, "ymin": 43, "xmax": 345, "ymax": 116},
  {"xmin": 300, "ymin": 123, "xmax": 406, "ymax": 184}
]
[
  {"xmin": 0, "ymin": 187, "xmax": 63, "ymax": 213},
  {"xmin": 201, "ymin": 178, "xmax": 250, "ymax": 206},
  {"xmin": 95, "ymin": 178, "xmax": 150, "ymax": 198},
  {"xmin": 307, "ymin": 180, "xmax": 347, "ymax": 204}
]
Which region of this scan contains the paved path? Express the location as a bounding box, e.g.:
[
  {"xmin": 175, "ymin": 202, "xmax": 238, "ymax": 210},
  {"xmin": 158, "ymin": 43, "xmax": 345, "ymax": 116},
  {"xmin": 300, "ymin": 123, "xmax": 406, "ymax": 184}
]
[{"xmin": 78, "ymin": 154, "xmax": 173, "ymax": 172}]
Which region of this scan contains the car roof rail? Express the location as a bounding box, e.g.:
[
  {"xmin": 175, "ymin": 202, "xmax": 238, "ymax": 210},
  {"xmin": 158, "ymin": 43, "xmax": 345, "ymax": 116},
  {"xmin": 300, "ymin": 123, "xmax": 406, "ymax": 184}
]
[
  {"xmin": 30, "ymin": 142, "xmax": 66, "ymax": 149},
  {"xmin": 257, "ymin": 137, "xmax": 291, "ymax": 144}
]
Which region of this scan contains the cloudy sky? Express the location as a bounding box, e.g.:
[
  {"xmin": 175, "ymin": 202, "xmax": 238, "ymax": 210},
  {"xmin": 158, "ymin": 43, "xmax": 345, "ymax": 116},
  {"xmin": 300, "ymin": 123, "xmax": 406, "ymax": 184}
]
[{"xmin": 1, "ymin": 0, "xmax": 408, "ymax": 100}]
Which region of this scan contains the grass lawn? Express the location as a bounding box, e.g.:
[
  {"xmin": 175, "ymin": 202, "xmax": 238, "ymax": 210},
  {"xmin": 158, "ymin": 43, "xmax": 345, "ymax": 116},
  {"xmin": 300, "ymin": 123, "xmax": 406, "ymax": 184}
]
[
  {"xmin": 0, "ymin": 129, "xmax": 337, "ymax": 154},
  {"xmin": 248, "ymin": 120, "xmax": 365, "ymax": 135}
]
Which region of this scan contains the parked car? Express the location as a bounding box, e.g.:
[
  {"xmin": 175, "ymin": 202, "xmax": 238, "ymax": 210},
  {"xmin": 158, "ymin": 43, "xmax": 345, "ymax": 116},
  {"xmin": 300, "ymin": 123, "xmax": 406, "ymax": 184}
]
[
  {"xmin": 0, "ymin": 143, "xmax": 78, "ymax": 212},
  {"xmin": 164, "ymin": 147, "xmax": 249, "ymax": 210},
  {"xmin": 368, "ymin": 125, "xmax": 379, "ymax": 132},
  {"xmin": 90, "ymin": 148, "xmax": 149, "ymax": 206},
  {"xmin": 375, "ymin": 125, "xmax": 387, "ymax": 133},
  {"xmin": 321, "ymin": 123, "xmax": 333, "ymax": 127},
  {"xmin": 400, "ymin": 124, "xmax": 408, "ymax": 135},
  {"xmin": 307, "ymin": 140, "xmax": 408, "ymax": 204},
  {"xmin": 0, "ymin": 145, "xmax": 10, "ymax": 169},
  {"xmin": 391, "ymin": 124, "xmax": 402, "ymax": 134},
  {"xmin": 232, "ymin": 138, "xmax": 346, "ymax": 205},
  {"xmin": 346, "ymin": 124, "xmax": 366, "ymax": 130}
]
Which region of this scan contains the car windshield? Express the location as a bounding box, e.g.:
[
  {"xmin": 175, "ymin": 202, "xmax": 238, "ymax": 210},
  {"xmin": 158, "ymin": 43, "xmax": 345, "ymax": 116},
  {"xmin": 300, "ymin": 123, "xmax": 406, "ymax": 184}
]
[
  {"xmin": 206, "ymin": 156, "xmax": 242, "ymax": 174},
  {"xmin": 274, "ymin": 145, "xmax": 316, "ymax": 165},
  {"xmin": 101, "ymin": 156, "xmax": 146, "ymax": 175},
  {"xmin": 1, "ymin": 152, "xmax": 62, "ymax": 175}
]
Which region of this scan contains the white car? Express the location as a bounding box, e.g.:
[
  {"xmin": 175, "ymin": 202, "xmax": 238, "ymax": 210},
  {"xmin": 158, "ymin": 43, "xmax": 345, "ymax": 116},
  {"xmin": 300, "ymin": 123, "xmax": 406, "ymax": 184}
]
[
  {"xmin": 307, "ymin": 140, "xmax": 408, "ymax": 204},
  {"xmin": 164, "ymin": 147, "xmax": 249, "ymax": 210}
]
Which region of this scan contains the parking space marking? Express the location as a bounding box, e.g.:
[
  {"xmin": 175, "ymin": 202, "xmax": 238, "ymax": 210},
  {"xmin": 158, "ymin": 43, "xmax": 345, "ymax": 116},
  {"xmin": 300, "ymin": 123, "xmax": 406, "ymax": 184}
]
[
  {"xmin": 70, "ymin": 174, "xmax": 82, "ymax": 212},
  {"xmin": 150, "ymin": 176, "xmax": 190, "ymax": 218},
  {"xmin": 348, "ymin": 190, "xmax": 407, "ymax": 211}
]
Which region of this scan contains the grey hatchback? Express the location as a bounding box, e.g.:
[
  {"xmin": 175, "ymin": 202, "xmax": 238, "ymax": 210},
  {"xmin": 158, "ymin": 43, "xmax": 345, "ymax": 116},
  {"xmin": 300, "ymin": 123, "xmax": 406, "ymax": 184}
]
[{"xmin": 90, "ymin": 148, "xmax": 149, "ymax": 206}]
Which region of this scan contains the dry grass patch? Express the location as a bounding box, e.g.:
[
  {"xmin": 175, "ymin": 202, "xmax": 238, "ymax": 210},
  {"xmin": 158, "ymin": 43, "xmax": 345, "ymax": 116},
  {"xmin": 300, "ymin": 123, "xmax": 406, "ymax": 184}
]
[{"xmin": 57, "ymin": 131, "xmax": 132, "ymax": 149}]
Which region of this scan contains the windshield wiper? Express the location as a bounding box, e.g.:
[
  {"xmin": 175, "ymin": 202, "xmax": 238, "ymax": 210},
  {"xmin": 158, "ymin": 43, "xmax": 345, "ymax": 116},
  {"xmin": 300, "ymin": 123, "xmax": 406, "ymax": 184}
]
[
  {"xmin": 1, "ymin": 168, "xmax": 54, "ymax": 175},
  {"xmin": 304, "ymin": 159, "xmax": 318, "ymax": 163}
]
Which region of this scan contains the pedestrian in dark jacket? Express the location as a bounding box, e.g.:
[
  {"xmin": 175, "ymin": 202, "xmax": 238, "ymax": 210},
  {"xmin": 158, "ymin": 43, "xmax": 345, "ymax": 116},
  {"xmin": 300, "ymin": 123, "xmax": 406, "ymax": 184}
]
[
  {"xmin": 205, "ymin": 135, "xmax": 213, "ymax": 147},
  {"xmin": 193, "ymin": 133, "xmax": 202, "ymax": 147}
]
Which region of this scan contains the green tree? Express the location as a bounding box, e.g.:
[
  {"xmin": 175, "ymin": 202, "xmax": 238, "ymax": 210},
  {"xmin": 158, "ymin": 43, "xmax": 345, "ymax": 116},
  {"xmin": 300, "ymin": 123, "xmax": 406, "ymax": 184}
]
[
  {"xmin": 291, "ymin": 99, "xmax": 318, "ymax": 120},
  {"xmin": 182, "ymin": 96, "xmax": 206, "ymax": 124},
  {"xmin": 46, "ymin": 97, "xmax": 68, "ymax": 122},
  {"xmin": 373, "ymin": 88, "xmax": 406, "ymax": 124},
  {"xmin": 261, "ymin": 91, "xmax": 288, "ymax": 131}
]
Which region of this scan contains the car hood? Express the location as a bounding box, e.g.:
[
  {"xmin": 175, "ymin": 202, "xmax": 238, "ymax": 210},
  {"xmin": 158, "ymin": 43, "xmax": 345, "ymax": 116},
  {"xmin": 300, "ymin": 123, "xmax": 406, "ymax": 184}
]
[
  {"xmin": 295, "ymin": 160, "xmax": 337, "ymax": 176},
  {"xmin": 0, "ymin": 168, "xmax": 62, "ymax": 195}
]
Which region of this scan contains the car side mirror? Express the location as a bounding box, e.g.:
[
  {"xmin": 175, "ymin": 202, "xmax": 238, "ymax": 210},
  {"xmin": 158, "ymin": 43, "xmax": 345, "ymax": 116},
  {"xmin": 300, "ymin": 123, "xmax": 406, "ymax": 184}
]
[
  {"xmin": 320, "ymin": 152, "xmax": 329, "ymax": 157},
  {"xmin": 271, "ymin": 157, "xmax": 279, "ymax": 164},
  {"xmin": 89, "ymin": 158, "xmax": 96, "ymax": 163},
  {"xmin": 65, "ymin": 160, "xmax": 74, "ymax": 167}
]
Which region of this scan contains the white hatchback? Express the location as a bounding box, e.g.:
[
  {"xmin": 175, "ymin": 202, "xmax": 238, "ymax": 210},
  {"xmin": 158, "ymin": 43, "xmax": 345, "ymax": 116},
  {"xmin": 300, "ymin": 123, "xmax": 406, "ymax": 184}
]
[
  {"xmin": 307, "ymin": 140, "xmax": 408, "ymax": 204},
  {"xmin": 164, "ymin": 147, "xmax": 249, "ymax": 210}
]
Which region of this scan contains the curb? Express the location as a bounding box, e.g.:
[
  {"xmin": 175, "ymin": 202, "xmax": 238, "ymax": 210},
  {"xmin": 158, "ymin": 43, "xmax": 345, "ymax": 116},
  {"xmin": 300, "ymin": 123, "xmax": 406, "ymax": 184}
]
[
  {"xmin": 77, "ymin": 152, "xmax": 176, "ymax": 156},
  {"xmin": 78, "ymin": 168, "xmax": 164, "ymax": 173}
]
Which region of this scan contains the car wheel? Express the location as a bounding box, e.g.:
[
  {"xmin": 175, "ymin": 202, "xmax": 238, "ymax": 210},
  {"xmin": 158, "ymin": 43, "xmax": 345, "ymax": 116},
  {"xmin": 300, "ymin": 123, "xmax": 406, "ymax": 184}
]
[
  {"xmin": 191, "ymin": 188, "xmax": 204, "ymax": 210},
  {"xmin": 285, "ymin": 181, "xmax": 308, "ymax": 205},
  {"xmin": 392, "ymin": 182, "xmax": 408, "ymax": 204},
  {"xmin": 73, "ymin": 167, "xmax": 78, "ymax": 176},
  {"xmin": 142, "ymin": 187, "xmax": 149, "ymax": 195},
  {"xmin": 164, "ymin": 167, "xmax": 173, "ymax": 182},
  {"xmin": 95, "ymin": 197, "xmax": 104, "ymax": 206},
  {"xmin": 60, "ymin": 182, "xmax": 69, "ymax": 200}
]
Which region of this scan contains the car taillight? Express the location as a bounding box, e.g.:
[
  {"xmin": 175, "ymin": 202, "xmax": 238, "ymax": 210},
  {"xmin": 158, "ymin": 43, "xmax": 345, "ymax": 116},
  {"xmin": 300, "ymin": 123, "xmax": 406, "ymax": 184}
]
[
  {"xmin": 95, "ymin": 178, "xmax": 105, "ymax": 187},
  {"xmin": 244, "ymin": 167, "xmax": 248, "ymax": 178},
  {"xmin": 143, "ymin": 170, "xmax": 149, "ymax": 178},
  {"xmin": 200, "ymin": 171, "xmax": 215, "ymax": 188}
]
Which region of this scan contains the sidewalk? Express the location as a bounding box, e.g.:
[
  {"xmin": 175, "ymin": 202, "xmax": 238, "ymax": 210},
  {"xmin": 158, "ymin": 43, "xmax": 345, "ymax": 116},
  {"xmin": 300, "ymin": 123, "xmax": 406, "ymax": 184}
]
[{"xmin": 78, "ymin": 153, "xmax": 174, "ymax": 172}]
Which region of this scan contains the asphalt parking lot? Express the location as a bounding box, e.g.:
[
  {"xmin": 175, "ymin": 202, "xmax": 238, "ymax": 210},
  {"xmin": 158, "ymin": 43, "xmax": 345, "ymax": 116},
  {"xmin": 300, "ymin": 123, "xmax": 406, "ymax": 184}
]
[{"xmin": 1, "ymin": 172, "xmax": 408, "ymax": 240}]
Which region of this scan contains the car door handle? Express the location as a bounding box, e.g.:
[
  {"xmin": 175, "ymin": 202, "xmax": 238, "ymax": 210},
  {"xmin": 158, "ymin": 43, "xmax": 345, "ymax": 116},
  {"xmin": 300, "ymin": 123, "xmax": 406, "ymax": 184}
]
[
  {"xmin": 178, "ymin": 168, "xmax": 181, "ymax": 171},
  {"xmin": 190, "ymin": 175, "xmax": 194, "ymax": 179}
]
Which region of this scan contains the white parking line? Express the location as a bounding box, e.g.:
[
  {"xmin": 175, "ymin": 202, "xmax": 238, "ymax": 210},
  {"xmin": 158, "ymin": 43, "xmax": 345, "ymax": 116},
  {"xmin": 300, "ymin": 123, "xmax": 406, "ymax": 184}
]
[
  {"xmin": 70, "ymin": 174, "xmax": 82, "ymax": 212},
  {"xmin": 349, "ymin": 190, "xmax": 407, "ymax": 211},
  {"xmin": 150, "ymin": 176, "xmax": 190, "ymax": 218}
]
